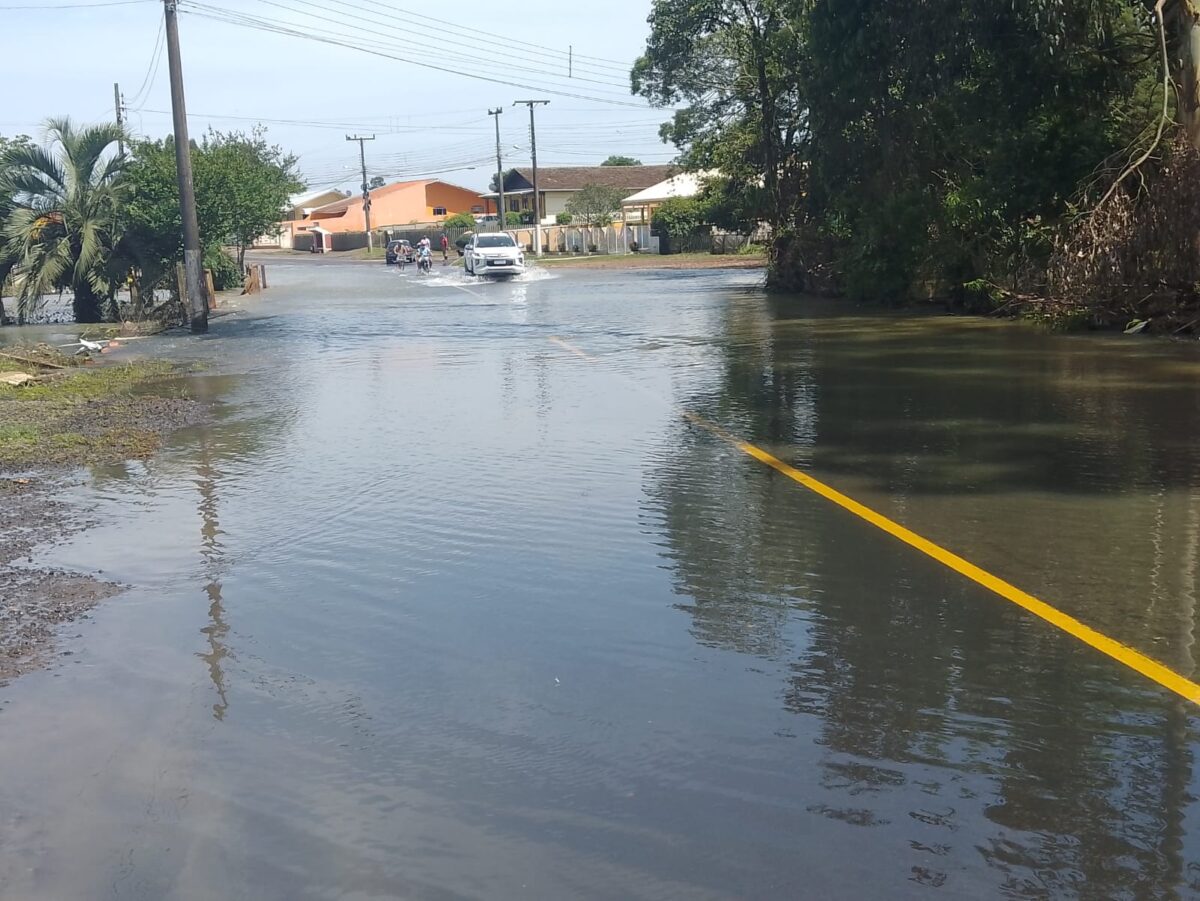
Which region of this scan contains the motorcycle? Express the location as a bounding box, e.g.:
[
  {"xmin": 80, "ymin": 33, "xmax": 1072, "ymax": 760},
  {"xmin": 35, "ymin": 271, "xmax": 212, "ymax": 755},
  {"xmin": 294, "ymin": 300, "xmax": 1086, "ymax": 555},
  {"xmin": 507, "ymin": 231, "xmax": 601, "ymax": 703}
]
[{"xmin": 417, "ymin": 254, "xmax": 432, "ymax": 274}]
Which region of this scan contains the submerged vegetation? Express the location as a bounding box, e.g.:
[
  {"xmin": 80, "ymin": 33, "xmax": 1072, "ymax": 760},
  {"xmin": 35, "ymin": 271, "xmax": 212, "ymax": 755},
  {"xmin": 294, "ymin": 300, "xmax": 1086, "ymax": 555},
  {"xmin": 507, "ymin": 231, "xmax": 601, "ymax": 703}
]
[{"xmin": 635, "ymin": 0, "xmax": 1200, "ymax": 329}]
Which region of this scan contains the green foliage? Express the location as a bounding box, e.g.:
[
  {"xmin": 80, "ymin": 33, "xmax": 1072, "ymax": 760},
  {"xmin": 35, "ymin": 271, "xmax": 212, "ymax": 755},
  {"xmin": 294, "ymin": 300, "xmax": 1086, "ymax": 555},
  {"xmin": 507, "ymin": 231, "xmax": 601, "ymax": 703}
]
[
  {"xmin": 489, "ymin": 168, "xmax": 517, "ymax": 193},
  {"xmin": 565, "ymin": 184, "xmax": 625, "ymax": 226},
  {"xmin": 0, "ymin": 118, "xmax": 128, "ymax": 323},
  {"xmin": 555, "ymin": 211, "xmax": 573, "ymax": 225},
  {"xmin": 121, "ymin": 127, "xmax": 301, "ymax": 288},
  {"xmin": 443, "ymin": 211, "xmax": 476, "ymax": 229},
  {"xmin": 502, "ymin": 211, "xmax": 523, "ymax": 228},
  {"xmin": 369, "ymin": 175, "xmax": 385, "ymax": 189},
  {"xmin": 651, "ymin": 196, "xmax": 705, "ymax": 239},
  {"xmin": 635, "ymin": 0, "xmax": 1165, "ymax": 300},
  {"xmin": 600, "ymin": 155, "xmax": 642, "ymax": 166},
  {"xmin": 198, "ymin": 128, "xmax": 302, "ymax": 269},
  {"xmin": 203, "ymin": 246, "xmax": 242, "ymax": 291}
]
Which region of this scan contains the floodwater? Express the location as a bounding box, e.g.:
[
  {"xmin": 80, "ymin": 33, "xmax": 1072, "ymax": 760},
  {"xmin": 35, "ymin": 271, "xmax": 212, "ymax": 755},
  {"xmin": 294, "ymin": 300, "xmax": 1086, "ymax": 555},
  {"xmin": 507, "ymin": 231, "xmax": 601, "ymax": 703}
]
[{"xmin": 2, "ymin": 259, "xmax": 1200, "ymax": 898}]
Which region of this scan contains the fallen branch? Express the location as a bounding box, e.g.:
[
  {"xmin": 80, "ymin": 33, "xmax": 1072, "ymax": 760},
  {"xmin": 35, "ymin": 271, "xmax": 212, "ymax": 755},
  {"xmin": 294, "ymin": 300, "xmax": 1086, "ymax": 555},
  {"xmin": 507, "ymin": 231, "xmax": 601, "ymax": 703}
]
[{"xmin": 0, "ymin": 351, "xmax": 67, "ymax": 370}]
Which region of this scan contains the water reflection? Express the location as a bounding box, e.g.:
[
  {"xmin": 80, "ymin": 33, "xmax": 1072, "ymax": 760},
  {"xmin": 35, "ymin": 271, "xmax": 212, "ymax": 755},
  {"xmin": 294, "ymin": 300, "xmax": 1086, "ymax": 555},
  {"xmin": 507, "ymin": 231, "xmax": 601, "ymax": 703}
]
[
  {"xmin": 183, "ymin": 376, "xmax": 272, "ymax": 723},
  {"xmin": 649, "ymin": 294, "xmax": 1200, "ymax": 895},
  {"xmin": 196, "ymin": 429, "xmax": 229, "ymax": 721}
]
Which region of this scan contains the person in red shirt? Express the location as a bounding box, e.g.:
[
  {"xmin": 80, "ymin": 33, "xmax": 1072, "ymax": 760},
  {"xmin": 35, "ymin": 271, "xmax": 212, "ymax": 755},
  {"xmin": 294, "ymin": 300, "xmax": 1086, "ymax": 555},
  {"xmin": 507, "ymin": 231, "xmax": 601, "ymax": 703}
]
[{"xmin": 440, "ymin": 234, "xmax": 450, "ymax": 263}]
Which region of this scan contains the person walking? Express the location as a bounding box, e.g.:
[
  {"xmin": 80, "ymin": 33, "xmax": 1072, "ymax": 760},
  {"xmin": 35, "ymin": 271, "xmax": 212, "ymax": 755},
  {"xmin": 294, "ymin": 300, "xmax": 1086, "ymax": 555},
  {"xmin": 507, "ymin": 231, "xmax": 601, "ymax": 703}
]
[{"xmin": 440, "ymin": 234, "xmax": 449, "ymax": 264}]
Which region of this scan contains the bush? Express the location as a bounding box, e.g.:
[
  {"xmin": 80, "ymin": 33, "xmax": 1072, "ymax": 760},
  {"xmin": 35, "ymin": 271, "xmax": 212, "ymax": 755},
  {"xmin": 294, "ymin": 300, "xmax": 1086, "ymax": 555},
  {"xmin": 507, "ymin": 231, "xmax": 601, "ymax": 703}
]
[
  {"xmin": 444, "ymin": 211, "xmax": 476, "ymax": 229},
  {"xmin": 651, "ymin": 197, "xmax": 705, "ymax": 240},
  {"xmin": 205, "ymin": 247, "xmax": 243, "ymax": 291},
  {"xmin": 503, "ymin": 211, "xmax": 523, "ymax": 228},
  {"xmin": 556, "ymin": 211, "xmax": 573, "ymax": 225}
]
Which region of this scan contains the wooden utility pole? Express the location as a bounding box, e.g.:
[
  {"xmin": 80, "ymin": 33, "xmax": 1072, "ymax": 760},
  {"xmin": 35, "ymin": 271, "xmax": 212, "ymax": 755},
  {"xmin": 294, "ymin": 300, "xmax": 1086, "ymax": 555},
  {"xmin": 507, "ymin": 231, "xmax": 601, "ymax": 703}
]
[
  {"xmin": 346, "ymin": 134, "xmax": 376, "ymax": 250},
  {"xmin": 113, "ymin": 83, "xmax": 125, "ymax": 155},
  {"xmin": 163, "ymin": 0, "xmax": 207, "ymax": 333},
  {"xmin": 514, "ymin": 100, "xmax": 549, "ymax": 255},
  {"xmin": 488, "ymin": 108, "xmax": 505, "ymax": 228}
]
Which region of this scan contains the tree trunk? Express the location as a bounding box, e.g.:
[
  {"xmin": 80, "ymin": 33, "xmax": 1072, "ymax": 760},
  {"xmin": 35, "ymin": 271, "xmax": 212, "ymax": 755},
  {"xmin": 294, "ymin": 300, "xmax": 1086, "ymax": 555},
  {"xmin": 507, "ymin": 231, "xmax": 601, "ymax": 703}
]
[
  {"xmin": 1178, "ymin": 2, "xmax": 1200, "ymax": 150},
  {"xmin": 72, "ymin": 285, "xmax": 103, "ymax": 323},
  {"xmin": 766, "ymin": 232, "xmax": 806, "ymax": 293}
]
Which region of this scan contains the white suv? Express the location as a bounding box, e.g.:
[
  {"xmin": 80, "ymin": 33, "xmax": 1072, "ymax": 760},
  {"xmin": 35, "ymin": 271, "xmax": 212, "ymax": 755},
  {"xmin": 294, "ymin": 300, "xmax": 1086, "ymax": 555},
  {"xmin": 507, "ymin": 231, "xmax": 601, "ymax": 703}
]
[{"xmin": 464, "ymin": 233, "xmax": 525, "ymax": 277}]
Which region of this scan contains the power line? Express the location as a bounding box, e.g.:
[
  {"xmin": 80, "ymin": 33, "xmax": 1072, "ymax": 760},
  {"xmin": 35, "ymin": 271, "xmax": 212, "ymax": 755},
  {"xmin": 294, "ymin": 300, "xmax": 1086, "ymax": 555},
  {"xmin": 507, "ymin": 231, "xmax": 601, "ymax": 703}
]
[
  {"xmin": 308, "ymin": 0, "xmax": 633, "ymax": 76},
  {"xmin": 178, "ymin": 2, "xmax": 651, "ymax": 108},
  {"xmin": 0, "ymin": 0, "xmax": 151, "ymax": 7},
  {"xmin": 127, "ymin": 19, "xmax": 166, "ymax": 110},
  {"xmin": 327, "ymin": 0, "xmax": 632, "ymax": 68},
  {"xmin": 136, "ymin": 107, "xmax": 493, "ymax": 132},
  {"xmin": 230, "ymin": 0, "xmax": 633, "ymax": 92}
]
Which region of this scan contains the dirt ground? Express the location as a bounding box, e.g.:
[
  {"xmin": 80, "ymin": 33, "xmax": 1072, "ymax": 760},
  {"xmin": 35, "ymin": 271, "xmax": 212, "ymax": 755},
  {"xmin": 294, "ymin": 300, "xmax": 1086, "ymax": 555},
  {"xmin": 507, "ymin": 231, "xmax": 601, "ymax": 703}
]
[
  {"xmin": 0, "ymin": 349, "xmax": 211, "ymax": 683},
  {"xmin": 0, "ymin": 476, "xmax": 121, "ymax": 682}
]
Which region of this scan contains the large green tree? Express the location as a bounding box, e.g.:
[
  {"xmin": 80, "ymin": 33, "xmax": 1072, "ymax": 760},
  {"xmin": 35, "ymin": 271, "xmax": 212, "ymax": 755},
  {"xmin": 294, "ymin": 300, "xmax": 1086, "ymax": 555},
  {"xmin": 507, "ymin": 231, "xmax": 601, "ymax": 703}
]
[
  {"xmin": 634, "ymin": 0, "xmax": 1165, "ymax": 299},
  {"xmin": 198, "ymin": 128, "xmax": 301, "ymax": 270},
  {"xmin": 0, "ymin": 119, "xmax": 128, "ymax": 323},
  {"xmin": 121, "ymin": 127, "xmax": 301, "ymax": 293},
  {"xmin": 565, "ymin": 184, "xmax": 626, "ymax": 226}
]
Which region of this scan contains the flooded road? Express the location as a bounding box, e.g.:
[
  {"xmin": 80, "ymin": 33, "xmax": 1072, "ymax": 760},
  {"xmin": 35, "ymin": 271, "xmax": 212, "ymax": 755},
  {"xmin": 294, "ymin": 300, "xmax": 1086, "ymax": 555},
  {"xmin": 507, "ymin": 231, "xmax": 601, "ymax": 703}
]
[{"xmin": 2, "ymin": 258, "xmax": 1200, "ymax": 898}]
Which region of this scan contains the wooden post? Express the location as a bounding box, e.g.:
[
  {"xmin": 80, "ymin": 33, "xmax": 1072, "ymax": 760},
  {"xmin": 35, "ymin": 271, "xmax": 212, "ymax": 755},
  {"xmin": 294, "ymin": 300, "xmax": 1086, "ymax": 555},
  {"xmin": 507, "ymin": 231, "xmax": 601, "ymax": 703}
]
[
  {"xmin": 259, "ymin": 264, "xmax": 268, "ymax": 289},
  {"xmin": 205, "ymin": 269, "xmax": 217, "ymax": 308}
]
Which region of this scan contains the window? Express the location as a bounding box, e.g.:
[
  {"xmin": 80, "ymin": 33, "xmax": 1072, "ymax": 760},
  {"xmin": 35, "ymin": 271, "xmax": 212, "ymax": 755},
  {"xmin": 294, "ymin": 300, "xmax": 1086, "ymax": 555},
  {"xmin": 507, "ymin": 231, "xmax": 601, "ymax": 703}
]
[
  {"xmin": 433, "ymin": 206, "xmax": 447, "ymax": 216},
  {"xmin": 471, "ymin": 205, "xmax": 483, "ymax": 213},
  {"xmin": 475, "ymin": 234, "xmax": 516, "ymax": 248}
]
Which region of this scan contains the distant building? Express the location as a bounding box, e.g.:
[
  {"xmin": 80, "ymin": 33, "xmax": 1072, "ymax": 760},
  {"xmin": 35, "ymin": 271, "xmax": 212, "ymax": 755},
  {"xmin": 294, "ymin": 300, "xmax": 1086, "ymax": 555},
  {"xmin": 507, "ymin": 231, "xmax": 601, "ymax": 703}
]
[
  {"xmin": 621, "ymin": 171, "xmax": 715, "ymax": 224},
  {"xmin": 284, "ymin": 188, "xmax": 348, "ymax": 222},
  {"xmin": 307, "ymin": 180, "xmax": 484, "ymax": 233},
  {"xmin": 487, "ymin": 165, "xmax": 676, "ymax": 225}
]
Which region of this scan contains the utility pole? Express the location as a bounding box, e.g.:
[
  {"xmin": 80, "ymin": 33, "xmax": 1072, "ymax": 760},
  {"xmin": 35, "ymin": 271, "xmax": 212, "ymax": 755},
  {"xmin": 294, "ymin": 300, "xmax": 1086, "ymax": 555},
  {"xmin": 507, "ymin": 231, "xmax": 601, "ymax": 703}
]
[
  {"xmin": 346, "ymin": 134, "xmax": 376, "ymax": 251},
  {"xmin": 488, "ymin": 108, "xmax": 505, "ymax": 230},
  {"xmin": 113, "ymin": 83, "xmax": 125, "ymax": 155},
  {"xmin": 514, "ymin": 100, "xmax": 549, "ymax": 255},
  {"xmin": 163, "ymin": 0, "xmax": 207, "ymax": 334}
]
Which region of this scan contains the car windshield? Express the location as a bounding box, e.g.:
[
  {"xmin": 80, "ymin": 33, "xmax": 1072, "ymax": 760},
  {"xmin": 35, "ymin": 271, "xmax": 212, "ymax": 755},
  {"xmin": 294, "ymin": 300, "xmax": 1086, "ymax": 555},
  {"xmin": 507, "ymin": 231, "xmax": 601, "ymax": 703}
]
[{"xmin": 476, "ymin": 235, "xmax": 516, "ymax": 248}]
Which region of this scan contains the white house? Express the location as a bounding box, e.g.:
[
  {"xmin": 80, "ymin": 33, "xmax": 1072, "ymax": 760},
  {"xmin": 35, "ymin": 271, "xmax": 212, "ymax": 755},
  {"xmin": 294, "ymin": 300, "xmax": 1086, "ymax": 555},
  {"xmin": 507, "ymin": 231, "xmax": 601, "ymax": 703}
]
[
  {"xmin": 621, "ymin": 171, "xmax": 715, "ymax": 223},
  {"xmin": 485, "ymin": 165, "xmax": 677, "ymax": 225}
]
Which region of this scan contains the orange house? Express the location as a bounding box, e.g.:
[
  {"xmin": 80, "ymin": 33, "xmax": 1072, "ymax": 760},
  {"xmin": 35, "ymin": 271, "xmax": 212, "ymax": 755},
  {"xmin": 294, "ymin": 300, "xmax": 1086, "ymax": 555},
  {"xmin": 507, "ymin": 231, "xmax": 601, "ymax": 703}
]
[{"xmin": 307, "ymin": 180, "xmax": 484, "ymax": 232}]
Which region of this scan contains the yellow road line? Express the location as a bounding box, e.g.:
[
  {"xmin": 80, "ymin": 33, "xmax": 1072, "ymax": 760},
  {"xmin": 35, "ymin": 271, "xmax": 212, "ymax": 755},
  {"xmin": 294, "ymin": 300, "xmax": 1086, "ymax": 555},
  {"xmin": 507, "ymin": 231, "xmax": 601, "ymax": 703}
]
[{"xmin": 551, "ymin": 336, "xmax": 1200, "ymax": 706}]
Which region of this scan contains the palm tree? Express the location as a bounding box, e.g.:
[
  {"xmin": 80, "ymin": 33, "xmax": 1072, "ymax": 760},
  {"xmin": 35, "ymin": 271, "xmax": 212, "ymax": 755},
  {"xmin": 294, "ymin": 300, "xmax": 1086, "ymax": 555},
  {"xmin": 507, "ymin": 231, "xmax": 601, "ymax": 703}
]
[{"xmin": 0, "ymin": 118, "xmax": 127, "ymax": 323}]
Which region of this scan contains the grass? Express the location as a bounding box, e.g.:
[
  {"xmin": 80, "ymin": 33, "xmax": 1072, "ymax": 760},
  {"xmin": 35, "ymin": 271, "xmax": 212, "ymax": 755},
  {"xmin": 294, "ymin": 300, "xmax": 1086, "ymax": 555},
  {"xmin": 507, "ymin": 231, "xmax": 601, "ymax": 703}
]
[
  {"xmin": 3, "ymin": 360, "xmax": 176, "ymax": 402},
  {"xmin": 0, "ymin": 361, "xmax": 194, "ymax": 469},
  {"xmin": 337, "ymin": 246, "xmax": 388, "ymax": 261}
]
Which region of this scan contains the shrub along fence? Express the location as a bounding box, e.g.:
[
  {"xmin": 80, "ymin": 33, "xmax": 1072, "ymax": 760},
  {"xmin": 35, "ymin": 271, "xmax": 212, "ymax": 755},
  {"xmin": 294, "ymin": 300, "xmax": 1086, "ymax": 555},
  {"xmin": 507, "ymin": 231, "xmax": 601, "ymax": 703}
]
[{"xmin": 286, "ymin": 223, "xmax": 761, "ymax": 257}]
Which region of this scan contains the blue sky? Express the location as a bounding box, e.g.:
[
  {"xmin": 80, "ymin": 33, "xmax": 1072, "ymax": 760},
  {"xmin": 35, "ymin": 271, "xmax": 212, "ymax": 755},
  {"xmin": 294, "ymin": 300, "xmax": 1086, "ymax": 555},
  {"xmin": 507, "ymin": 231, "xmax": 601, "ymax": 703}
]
[{"xmin": 2, "ymin": 0, "xmax": 677, "ymax": 192}]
